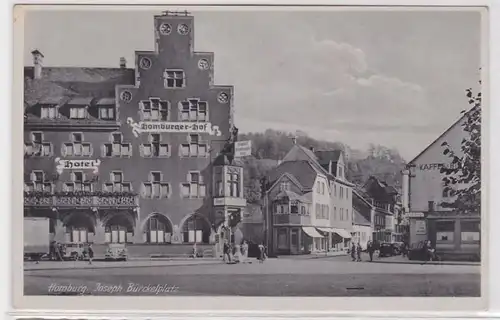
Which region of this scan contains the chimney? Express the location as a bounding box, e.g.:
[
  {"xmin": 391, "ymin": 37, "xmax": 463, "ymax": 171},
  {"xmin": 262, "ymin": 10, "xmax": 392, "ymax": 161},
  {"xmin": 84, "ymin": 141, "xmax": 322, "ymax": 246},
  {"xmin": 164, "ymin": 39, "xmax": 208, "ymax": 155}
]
[
  {"xmin": 291, "ymin": 136, "xmax": 297, "ymax": 145},
  {"xmin": 309, "ymin": 146, "xmax": 315, "ymax": 152},
  {"xmin": 31, "ymin": 49, "xmax": 44, "ymax": 79},
  {"xmin": 119, "ymin": 57, "xmax": 127, "ymax": 69}
]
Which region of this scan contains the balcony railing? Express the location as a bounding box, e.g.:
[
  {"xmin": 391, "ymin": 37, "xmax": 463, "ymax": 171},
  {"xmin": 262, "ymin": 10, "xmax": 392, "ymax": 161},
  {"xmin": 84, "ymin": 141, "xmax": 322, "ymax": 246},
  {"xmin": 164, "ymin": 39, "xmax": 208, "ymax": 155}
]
[
  {"xmin": 24, "ymin": 191, "xmax": 139, "ymax": 208},
  {"xmin": 273, "ymin": 213, "xmax": 311, "ymax": 225}
]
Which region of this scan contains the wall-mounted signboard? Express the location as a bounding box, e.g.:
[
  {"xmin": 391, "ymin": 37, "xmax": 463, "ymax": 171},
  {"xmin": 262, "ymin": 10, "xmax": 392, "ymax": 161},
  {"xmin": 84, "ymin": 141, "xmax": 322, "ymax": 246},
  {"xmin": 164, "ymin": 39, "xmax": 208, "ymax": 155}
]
[
  {"xmin": 127, "ymin": 118, "xmax": 221, "ymax": 137},
  {"xmin": 415, "ymin": 220, "xmax": 427, "ymax": 235},
  {"xmin": 55, "ymin": 158, "xmax": 101, "ymax": 174}
]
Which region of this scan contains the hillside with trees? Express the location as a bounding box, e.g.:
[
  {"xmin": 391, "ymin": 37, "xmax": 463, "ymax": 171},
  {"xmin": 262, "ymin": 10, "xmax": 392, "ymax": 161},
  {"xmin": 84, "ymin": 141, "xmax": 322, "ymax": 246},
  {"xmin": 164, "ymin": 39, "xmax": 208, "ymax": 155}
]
[{"xmin": 239, "ymin": 129, "xmax": 406, "ymax": 203}]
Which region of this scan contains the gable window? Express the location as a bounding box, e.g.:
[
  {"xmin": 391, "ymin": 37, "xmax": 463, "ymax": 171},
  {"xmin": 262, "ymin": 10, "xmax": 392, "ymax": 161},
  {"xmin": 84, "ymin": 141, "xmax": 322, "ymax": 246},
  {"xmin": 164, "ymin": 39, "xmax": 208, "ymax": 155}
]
[
  {"xmin": 142, "ymin": 171, "xmax": 170, "ymax": 198},
  {"xmin": 279, "ymin": 181, "xmax": 289, "ymax": 191},
  {"xmin": 180, "ymin": 134, "xmax": 207, "ymax": 157},
  {"xmin": 40, "ymin": 105, "xmax": 57, "ymax": 119},
  {"xmin": 181, "ymin": 172, "xmax": 206, "ymax": 198},
  {"xmin": 141, "ymin": 99, "xmax": 169, "ymax": 121},
  {"xmin": 69, "ymin": 107, "xmax": 88, "ymax": 119},
  {"xmin": 338, "ymin": 166, "xmax": 343, "ymax": 178},
  {"xmin": 180, "ymin": 99, "xmax": 208, "ymax": 122},
  {"xmin": 226, "ymin": 168, "xmax": 241, "ymax": 197},
  {"xmin": 164, "ymin": 70, "xmax": 185, "ymax": 88},
  {"xmin": 103, "ymin": 171, "xmax": 132, "ymax": 192},
  {"xmin": 62, "ymin": 133, "xmax": 92, "ymax": 157},
  {"xmin": 103, "ymin": 133, "xmax": 132, "ymax": 157},
  {"xmin": 99, "ymin": 106, "xmax": 115, "ymax": 120},
  {"xmin": 65, "ymin": 171, "xmax": 92, "ymax": 192},
  {"xmin": 25, "ymin": 170, "xmax": 52, "ymax": 192},
  {"xmin": 141, "ymin": 134, "xmax": 170, "ymax": 158},
  {"xmin": 25, "ymin": 132, "xmax": 52, "ymax": 157}
]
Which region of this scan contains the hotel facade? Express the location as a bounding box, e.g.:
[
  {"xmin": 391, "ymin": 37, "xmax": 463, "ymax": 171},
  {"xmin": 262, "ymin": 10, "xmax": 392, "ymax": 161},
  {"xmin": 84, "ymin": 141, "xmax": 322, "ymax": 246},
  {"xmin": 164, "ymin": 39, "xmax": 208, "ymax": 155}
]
[{"xmin": 23, "ymin": 12, "xmax": 246, "ymax": 246}]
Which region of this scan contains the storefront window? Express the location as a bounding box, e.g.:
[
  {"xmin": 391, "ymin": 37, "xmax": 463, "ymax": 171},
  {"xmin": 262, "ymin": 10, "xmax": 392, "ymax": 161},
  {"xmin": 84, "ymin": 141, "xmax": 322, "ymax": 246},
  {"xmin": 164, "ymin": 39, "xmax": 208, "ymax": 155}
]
[
  {"xmin": 436, "ymin": 220, "xmax": 455, "ymax": 242},
  {"xmin": 461, "ymin": 221, "xmax": 480, "ymax": 242}
]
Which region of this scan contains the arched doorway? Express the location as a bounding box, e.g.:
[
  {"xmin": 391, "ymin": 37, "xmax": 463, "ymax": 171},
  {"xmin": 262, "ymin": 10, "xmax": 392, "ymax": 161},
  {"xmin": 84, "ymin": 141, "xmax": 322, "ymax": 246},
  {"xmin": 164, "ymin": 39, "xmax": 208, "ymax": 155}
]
[
  {"xmin": 143, "ymin": 213, "xmax": 173, "ymax": 244},
  {"xmin": 182, "ymin": 214, "xmax": 211, "ymax": 244},
  {"xmin": 64, "ymin": 212, "xmax": 96, "ymax": 243},
  {"xmin": 105, "ymin": 213, "xmax": 135, "ymax": 243}
]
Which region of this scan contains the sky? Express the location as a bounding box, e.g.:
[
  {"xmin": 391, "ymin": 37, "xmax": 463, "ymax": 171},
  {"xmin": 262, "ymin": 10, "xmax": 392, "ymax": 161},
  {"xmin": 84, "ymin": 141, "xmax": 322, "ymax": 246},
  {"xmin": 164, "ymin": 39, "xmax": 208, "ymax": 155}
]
[{"xmin": 23, "ymin": 7, "xmax": 484, "ymax": 160}]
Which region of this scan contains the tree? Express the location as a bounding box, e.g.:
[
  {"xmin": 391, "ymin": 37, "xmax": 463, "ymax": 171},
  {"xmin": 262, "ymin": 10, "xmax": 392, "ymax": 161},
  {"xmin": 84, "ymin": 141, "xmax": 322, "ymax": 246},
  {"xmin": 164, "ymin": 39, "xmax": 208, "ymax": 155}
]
[{"xmin": 440, "ymin": 86, "xmax": 481, "ymax": 214}]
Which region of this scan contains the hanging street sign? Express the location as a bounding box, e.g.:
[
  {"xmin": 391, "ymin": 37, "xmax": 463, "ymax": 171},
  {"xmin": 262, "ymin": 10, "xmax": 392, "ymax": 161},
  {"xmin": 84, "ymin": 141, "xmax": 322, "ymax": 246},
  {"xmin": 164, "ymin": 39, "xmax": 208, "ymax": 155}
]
[
  {"xmin": 234, "ymin": 140, "xmax": 252, "ymax": 157},
  {"xmin": 126, "ymin": 118, "xmax": 221, "ymax": 137}
]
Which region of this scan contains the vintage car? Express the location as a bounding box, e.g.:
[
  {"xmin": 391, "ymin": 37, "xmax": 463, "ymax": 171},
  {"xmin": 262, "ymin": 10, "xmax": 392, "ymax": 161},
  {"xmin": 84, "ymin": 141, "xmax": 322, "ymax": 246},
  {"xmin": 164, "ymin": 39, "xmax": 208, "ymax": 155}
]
[
  {"xmin": 408, "ymin": 241, "xmax": 433, "ymax": 261},
  {"xmin": 62, "ymin": 243, "xmax": 87, "ymax": 261},
  {"xmin": 104, "ymin": 243, "xmax": 128, "ymax": 261},
  {"xmin": 378, "ymin": 242, "xmax": 397, "ymax": 257}
]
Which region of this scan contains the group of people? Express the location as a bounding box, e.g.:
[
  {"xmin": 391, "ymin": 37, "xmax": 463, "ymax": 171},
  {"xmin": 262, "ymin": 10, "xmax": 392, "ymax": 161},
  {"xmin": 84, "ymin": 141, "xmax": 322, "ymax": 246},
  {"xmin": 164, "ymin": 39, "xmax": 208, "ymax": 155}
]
[
  {"xmin": 351, "ymin": 241, "xmax": 377, "ymax": 262},
  {"xmin": 222, "ymin": 240, "xmax": 267, "ymax": 264}
]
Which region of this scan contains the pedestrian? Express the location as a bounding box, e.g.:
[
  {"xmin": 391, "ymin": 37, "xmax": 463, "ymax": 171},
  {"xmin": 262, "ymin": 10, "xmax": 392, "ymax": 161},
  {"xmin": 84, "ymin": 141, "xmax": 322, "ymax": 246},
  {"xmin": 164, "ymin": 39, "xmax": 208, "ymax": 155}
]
[
  {"xmin": 258, "ymin": 243, "xmax": 265, "ymax": 263},
  {"xmin": 223, "ymin": 240, "xmax": 231, "ymax": 263},
  {"xmin": 367, "ymin": 241, "xmax": 374, "ymax": 262},
  {"xmin": 192, "ymin": 243, "xmax": 197, "ymax": 259},
  {"xmin": 242, "ymin": 240, "xmax": 249, "ymax": 263},
  {"xmin": 356, "ymin": 242, "xmax": 362, "ymax": 262},
  {"xmin": 87, "ymin": 243, "xmax": 94, "ymax": 265},
  {"xmin": 350, "ymin": 243, "xmax": 356, "ymax": 261}
]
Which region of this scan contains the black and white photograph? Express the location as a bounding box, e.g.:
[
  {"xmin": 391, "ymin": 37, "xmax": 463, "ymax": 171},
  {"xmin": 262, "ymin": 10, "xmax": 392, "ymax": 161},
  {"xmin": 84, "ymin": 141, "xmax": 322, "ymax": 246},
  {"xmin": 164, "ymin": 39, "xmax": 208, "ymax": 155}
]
[{"xmin": 18, "ymin": 5, "xmax": 486, "ymax": 302}]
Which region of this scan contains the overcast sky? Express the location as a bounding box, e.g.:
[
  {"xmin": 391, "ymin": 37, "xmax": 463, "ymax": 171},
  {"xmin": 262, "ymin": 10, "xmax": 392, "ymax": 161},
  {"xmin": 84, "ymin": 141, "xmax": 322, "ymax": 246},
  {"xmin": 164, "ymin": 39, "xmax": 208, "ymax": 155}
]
[{"xmin": 23, "ymin": 7, "xmax": 484, "ymax": 160}]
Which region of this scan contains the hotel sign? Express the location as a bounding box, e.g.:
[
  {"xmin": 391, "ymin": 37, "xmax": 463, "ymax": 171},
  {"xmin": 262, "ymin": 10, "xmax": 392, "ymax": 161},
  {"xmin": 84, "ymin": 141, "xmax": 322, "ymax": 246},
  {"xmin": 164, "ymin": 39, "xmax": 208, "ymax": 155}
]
[
  {"xmin": 127, "ymin": 118, "xmax": 221, "ymax": 137},
  {"xmin": 55, "ymin": 158, "xmax": 101, "ymax": 174},
  {"xmin": 234, "ymin": 140, "xmax": 252, "ymax": 157}
]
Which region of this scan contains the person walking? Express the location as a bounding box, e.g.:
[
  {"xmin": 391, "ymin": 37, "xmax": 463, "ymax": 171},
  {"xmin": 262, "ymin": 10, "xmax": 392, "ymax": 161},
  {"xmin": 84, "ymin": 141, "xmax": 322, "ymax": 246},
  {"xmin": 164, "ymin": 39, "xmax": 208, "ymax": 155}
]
[
  {"xmin": 242, "ymin": 241, "xmax": 249, "ymax": 263},
  {"xmin": 367, "ymin": 241, "xmax": 375, "ymax": 262},
  {"xmin": 350, "ymin": 243, "xmax": 356, "ymax": 261},
  {"xmin": 87, "ymin": 243, "xmax": 94, "ymax": 265},
  {"xmin": 223, "ymin": 240, "xmax": 231, "ymax": 263},
  {"xmin": 356, "ymin": 243, "xmax": 362, "ymax": 262},
  {"xmin": 258, "ymin": 243, "xmax": 266, "ymax": 263}
]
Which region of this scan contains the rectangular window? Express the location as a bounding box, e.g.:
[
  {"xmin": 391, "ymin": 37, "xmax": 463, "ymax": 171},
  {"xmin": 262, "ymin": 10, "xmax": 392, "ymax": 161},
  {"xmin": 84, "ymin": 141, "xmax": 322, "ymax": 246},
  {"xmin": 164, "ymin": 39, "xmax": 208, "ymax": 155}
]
[
  {"xmin": 164, "ymin": 70, "xmax": 185, "ymax": 88},
  {"xmin": 227, "ymin": 173, "xmax": 240, "ymax": 197},
  {"xmin": 142, "ymin": 100, "xmax": 168, "ymax": 121},
  {"xmin": 104, "ymin": 134, "xmax": 131, "ymax": 157},
  {"xmin": 181, "ymin": 135, "xmax": 207, "ymax": 157},
  {"xmin": 180, "ymin": 100, "xmax": 208, "ymax": 122},
  {"xmin": 436, "ymin": 221, "xmax": 455, "ymax": 242},
  {"xmin": 31, "ymin": 132, "xmax": 43, "ymax": 144},
  {"xmin": 182, "ymin": 172, "xmax": 206, "ymax": 198},
  {"xmin": 99, "ymin": 107, "xmax": 115, "ymax": 120}
]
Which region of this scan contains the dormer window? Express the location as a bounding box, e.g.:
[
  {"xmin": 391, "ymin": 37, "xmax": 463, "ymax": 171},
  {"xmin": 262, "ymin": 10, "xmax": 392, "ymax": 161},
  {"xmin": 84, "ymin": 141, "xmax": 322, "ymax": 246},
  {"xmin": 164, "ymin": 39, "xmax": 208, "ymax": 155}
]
[
  {"xmin": 70, "ymin": 107, "xmax": 88, "ymax": 119},
  {"xmin": 40, "ymin": 104, "xmax": 57, "ymax": 119},
  {"xmin": 67, "ymin": 97, "xmax": 92, "ymax": 120}
]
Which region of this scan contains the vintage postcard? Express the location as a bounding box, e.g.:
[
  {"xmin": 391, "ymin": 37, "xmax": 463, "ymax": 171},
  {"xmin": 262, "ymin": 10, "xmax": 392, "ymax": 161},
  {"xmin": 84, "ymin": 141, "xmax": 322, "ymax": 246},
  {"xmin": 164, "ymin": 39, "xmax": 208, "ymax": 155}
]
[{"xmin": 12, "ymin": 3, "xmax": 489, "ymax": 313}]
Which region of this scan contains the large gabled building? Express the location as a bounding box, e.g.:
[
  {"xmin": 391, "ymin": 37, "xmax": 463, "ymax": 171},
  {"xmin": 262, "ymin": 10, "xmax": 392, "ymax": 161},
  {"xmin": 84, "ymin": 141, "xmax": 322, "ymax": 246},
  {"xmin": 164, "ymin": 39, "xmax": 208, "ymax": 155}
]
[
  {"xmin": 23, "ymin": 12, "xmax": 246, "ymax": 249},
  {"xmin": 402, "ymin": 113, "xmax": 480, "ymax": 260},
  {"xmin": 263, "ymin": 142, "xmax": 354, "ymax": 255}
]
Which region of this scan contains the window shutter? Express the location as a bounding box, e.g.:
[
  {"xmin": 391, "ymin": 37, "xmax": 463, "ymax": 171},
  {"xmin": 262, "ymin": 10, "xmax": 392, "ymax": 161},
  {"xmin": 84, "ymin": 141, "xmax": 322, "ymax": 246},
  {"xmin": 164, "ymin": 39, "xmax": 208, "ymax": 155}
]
[
  {"xmin": 139, "ymin": 144, "xmax": 144, "ymax": 157},
  {"xmin": 100, "ymin": 144, "xmax": 106, "ymax": 157}
]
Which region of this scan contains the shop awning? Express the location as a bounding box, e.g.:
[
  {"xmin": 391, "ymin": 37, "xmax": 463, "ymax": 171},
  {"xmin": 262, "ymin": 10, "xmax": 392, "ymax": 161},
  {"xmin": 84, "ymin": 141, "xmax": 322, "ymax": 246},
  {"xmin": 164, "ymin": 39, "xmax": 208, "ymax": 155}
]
[
  {"xmin": 332, "ymin": 228, "xmax": 352, "ymax": 239},
  {"xmin": 302, "ymin": 226, "xmax": 324, "ymax": 238},
  {"xmin": 317, "ymin": 227, "xmax": 336, "ymax": 233}
]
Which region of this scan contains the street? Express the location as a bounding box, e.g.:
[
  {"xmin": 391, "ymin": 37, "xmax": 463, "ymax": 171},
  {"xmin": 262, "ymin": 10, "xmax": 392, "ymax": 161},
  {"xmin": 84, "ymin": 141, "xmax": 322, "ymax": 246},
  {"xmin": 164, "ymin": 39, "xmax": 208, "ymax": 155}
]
[{"xmin": 24, "ymin": 256, "xmax": 480, "ymax": 297}]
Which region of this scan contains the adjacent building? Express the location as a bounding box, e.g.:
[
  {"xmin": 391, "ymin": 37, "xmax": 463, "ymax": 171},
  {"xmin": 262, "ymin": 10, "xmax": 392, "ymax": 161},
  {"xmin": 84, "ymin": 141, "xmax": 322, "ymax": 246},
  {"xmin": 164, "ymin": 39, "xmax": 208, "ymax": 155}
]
[
  {"xmin": 263, "ymin": 142, "xmax": 353, "ymax": 255},
  {"xmin": 23, "ymin": 12, "xmax": 246, "ymax": 247},
  {"xmin": 402, "ymin": 113, "xmax": 480, "ymax": 259}
]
